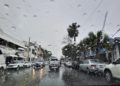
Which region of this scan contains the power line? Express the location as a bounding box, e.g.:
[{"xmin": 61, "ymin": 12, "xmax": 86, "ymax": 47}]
[
  {"xmin": 112, "ymin": 28, "xmax": 120, "ymax": 37},
  {"xmin": 102, "ymin": 11, "xmax": 108, "ymax": 32},
  {"xmin": 83, "ymin": 0, "xmax": 103, "ymax": 26},
  {"xmin": 101, "ymin": 11, "xmax": 108, "ymax": 42}
]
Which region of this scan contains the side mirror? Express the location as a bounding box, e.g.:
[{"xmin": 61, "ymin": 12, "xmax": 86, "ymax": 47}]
[{"xmin": 113, "ymin": 62, "xmax": 117, "ymax": 65}]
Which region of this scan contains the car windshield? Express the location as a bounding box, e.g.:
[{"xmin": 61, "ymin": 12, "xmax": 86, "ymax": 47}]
[
  {"xmin": 1, "ymin": 0, "xmax": 120, "ymax": 85},
  {"xmin": 90, "ymin": 59, "xmax": 103, "ymax": 64},
  {"xmin": 51, "ymin": 59, "xmax": 58, "ymax": 61}
]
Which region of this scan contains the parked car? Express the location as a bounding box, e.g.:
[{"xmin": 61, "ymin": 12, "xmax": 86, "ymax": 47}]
[
  {"xmin": 104, "ymin": 58, "xmax": 120, "ymax": 83},
  {"xmin": 79, "ymin": 59, "xmax": 106, "ymax": 74},
  {"xmin": 0, "ymin": 49, "xmax": 6, "ymax": 75},
  {"xmin": 64, "ymin": 61, "xmax": 72, "ymax": 67},
  {"xmin": 49, "ymin": 57, "xmax": 60, "ymax": 71},
  {"xmin": 6, "ymin": 55, "xmax": 24, "ymax": 70}
]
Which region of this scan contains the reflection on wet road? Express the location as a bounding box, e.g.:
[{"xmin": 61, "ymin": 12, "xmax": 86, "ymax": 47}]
[
  {"xmin": 0, "ymin": 66, "xmax": 65, "ymax": 86},
  {"xmin": 0, "ymin": 65, "xmax": 120, "ymax": 86}
]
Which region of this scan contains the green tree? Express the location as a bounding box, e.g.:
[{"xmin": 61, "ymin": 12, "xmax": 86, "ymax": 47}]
[
  {"xmin": 67, "ymin": 22, "xmax": 80, "ymax": 44},
  {"xmin": 62, "ymin": 44, "xmax": 77, "ymax": 59},
  {"xmin": 62, "ymin": 44, "xmax": 72, "ymax": 58},
  {"xmin": 88, "ymin": 32, "xmax": 97, "ymax": 51},
  {"xmin": 96, "ymin": 31, "xmax": 103, "ymax": 58},
  {"xmin": 42, "ymin": 48, "xmax": 52, "ymax": 60},
  {"xmin": 77, "ymin": 31, "xmax": 111, "ymax": 61}
]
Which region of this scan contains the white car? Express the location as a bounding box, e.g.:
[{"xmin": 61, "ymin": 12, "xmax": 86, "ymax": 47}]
[
  {"xmin": 79, "ymin": 59, "xmax": 106, "ymax": 74},
  {"xmin": 6, "ymin": 55, "xmax": 24, "ymax": 70},
  {"xmin": 7, "ymin": 61, "xmax": 24, "ymax": 70},
  {"xmin": 104, "ymin": 58, "xmax": 120, "ymax": 82}
]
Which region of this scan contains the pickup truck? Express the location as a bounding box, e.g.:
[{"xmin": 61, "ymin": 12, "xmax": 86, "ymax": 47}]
[{"xmin": 49, "ymin": 57, "xmax": 60, "ymax": 71}]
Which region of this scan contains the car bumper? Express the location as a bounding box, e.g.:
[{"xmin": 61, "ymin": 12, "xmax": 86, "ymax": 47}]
[
  {"xmin": 89, "ymin": 68, "xmax": 104, "ymax": 74},
  {"xmin": 7, "ymin": 66, "xmax": 17, "ymax": 69},
  {"xmin": 49, "ymin": 65, "xmax": 59, "ymax": 69},
  {"xmin": 89, "ymin": 68, "xmax": 98, "ymax": 73},
  {"xmin": 24, "ymin": 65, "xmax": 30, "ymax": 67},
  {"xmin": 96, "ymin": 68, "xmax": 104, "ymax": 73}
]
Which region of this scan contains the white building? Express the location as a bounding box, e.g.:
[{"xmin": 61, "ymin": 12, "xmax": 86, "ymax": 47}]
[{"xmin": 0, "ymin": 29, "xmax": 26, "ymax": 57}]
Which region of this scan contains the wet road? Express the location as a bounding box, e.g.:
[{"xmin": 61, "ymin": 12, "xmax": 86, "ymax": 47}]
[{"xmin": 0, "ymin": 65, "xmax": 120, "ymax": 86}]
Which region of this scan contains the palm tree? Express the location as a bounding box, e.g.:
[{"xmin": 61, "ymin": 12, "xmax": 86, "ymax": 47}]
[{"xmin": 67, "ymin": 23, "xmax": 80, "ymax": 44}]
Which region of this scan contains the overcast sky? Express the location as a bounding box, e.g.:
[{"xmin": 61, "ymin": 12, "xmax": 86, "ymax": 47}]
[{"xmin": 0, "ymin": 0, "xmax": 120, "ymax": 58}]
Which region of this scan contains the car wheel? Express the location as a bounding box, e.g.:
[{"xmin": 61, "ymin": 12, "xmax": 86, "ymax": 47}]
[
  {"xmin": 105, "ymin": 71, "xmax": 113, "ymax": 83},
  {"xmin": 0, "ymin": 67, "xmax": 5, "ymax": 75},
  {"xmin": 16, "ymin": 66, "xmax": 20, "ymax": 71},
  {"xmin": 87, "ymin": 68, "xmax": 90, "ymax": 74}
]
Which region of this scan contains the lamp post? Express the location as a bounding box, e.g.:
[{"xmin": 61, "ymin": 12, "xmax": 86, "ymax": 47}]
[{"xmin": 28, "ymin": 37, "xmax": 30, "ymax": 61}]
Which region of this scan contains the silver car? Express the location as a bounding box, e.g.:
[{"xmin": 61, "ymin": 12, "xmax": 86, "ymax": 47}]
[{"xmin": 79, "ymin": 59, "xmax": 106, "ymax": 74}]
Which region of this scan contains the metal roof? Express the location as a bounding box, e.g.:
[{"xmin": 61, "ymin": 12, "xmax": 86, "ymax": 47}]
[{"xmin": 0, "ymin": 29, "xmax": 25, "ymax": 48}]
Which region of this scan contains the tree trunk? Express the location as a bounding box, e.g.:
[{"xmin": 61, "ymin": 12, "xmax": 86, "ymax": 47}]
[
  {"xmin": 74, "ymin": 36, "xmax": 76, "ymax": 44},
  {"xmin": 96, "ymin": 47, "xmax": 100, "ymax": 59}
]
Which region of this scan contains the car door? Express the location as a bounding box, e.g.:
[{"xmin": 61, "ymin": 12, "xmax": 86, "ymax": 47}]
[
  {"xmin": 79, "ymin": 61, "xmax": 84, "ymax": 70},
  {"xmin": 84, "ymin": 60, "xmax": 89, "ymax": 71},
  {"xmin": 83, "ymin": 60, "xmax": 89, "ymax": 71},
  {"xmin": 114, "ymin": 58, "xmax": 120, "ymax": 78},
  {"xmin": 80, "ymin": 61, "xmax": 85, "ymax": 71}
]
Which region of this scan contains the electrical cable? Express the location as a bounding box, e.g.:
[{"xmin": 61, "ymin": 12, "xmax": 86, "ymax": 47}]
[{"xmin": 82, "ymin": 0, "xmax": 103, "ymax": 26}]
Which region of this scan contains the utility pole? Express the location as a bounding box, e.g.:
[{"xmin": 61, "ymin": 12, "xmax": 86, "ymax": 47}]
[
  {"xmin": 28, "ymin": 37, "xmax": 30, "ymax": 61},
  {"xmin": 100, "ymin": 11, "xmax": 108, "ymax": 61},
  {"xmin": 100, "ymin": 11, "xmax": 108, "ymax": 43},
  {"xmin": 102, "ymin": 11, "xmax": 108, "ymax": 33}
]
